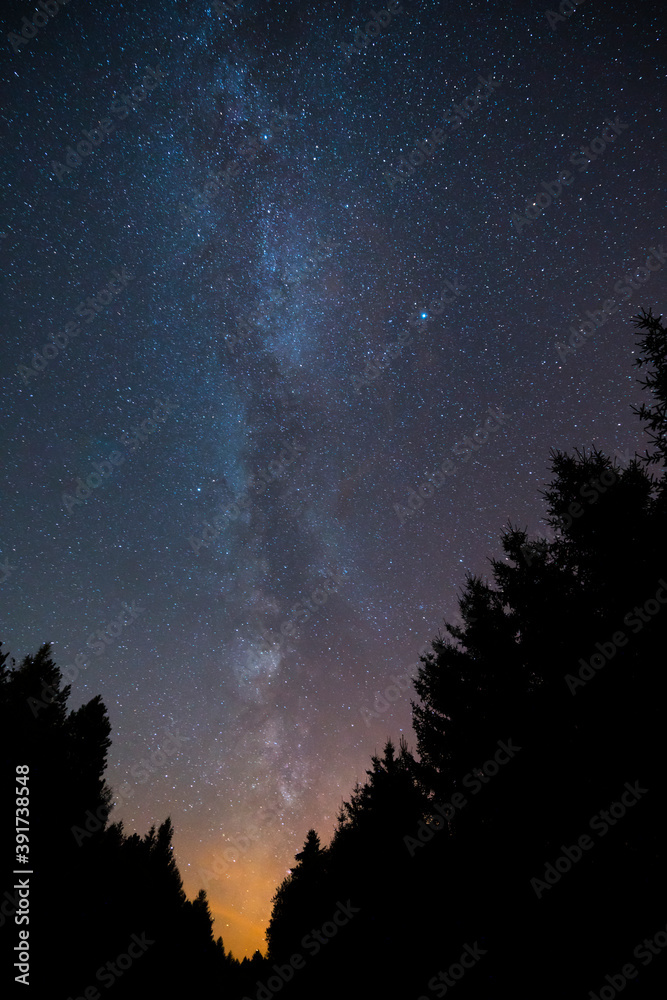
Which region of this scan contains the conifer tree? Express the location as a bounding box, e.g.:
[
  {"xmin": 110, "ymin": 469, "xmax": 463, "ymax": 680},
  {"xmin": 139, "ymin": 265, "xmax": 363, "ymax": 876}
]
[{"xmin": 266, "ymin": 827, "xmax": 328, "ymax": 961}]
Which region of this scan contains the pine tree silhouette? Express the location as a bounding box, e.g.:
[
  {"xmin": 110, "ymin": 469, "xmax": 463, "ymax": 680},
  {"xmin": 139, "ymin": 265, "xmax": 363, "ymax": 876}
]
[
  {"xmin": 266, "ymin": 828, "xmax": 328, "ymax": 963},
  {"xmin": 0, "ymin": 641, "xmax": 242, "ymax": 998},
  {"xmin": 2, "ymin": 308, "xmax": 666, "ymax": 999},
  {"xmin": 261, "ymin": 308, "xmax": 667, "ymax": 1000}
]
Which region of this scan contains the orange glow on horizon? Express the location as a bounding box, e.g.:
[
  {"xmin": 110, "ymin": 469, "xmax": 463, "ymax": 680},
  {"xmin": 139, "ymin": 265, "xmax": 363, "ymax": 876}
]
[
  {"xmin": 209, "ymin": 902, "xmax": 268, "ymax": 959},
  {"xmin": 182, "ymin": 853, "xmax": 285, "ymax": 961}
]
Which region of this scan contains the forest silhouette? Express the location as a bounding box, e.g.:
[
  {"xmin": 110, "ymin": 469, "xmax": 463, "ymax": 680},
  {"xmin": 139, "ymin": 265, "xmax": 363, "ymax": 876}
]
[{"xmin": 1, "ymin": 308, "xmax": 666, "ymax": 998}]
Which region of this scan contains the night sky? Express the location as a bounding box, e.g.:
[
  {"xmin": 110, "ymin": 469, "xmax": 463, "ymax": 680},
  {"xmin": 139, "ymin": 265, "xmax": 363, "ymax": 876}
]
[{"xmin": 1, "ymin": 0, "xmax": 665, "ymax": 959}]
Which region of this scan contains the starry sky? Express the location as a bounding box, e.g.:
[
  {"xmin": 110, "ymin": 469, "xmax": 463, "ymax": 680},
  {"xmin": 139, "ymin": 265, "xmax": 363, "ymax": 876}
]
[{"xmin": 1, "ymin": 0, "xmax": 665, "ymax": 960}]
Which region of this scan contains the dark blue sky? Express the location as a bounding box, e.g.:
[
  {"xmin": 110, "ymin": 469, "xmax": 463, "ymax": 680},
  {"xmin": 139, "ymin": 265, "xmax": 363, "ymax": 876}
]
[{"xmin": 1, "ymin": 0, "xmax": 664, "ymax": 957}]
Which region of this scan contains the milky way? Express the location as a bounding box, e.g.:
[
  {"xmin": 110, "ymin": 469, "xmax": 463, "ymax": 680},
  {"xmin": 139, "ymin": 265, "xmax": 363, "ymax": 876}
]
[{"xmin": 1, "ymin": 0, "xmax": 665, "ymax": 957}]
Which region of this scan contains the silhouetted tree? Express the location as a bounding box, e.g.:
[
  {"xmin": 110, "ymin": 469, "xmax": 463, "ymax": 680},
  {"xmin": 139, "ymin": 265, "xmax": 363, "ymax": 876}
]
[
  {"xmin": 404, "ymin": 308, "xmax": 667, "ymax": 995},
  {"xmin": 631, "ymin": 307, "xmax": 667, "ymax": 467},
  {"xmin": 266, "ymin": 828, "xmax": 328, "ymax": 962},
  {"xmin": 0, "ymin": 641, "xmax": 243, "ymax": 998},
  {"xmin": 262, "ymin": 308, "xmax": 667, "ymax": 1000},
  {"xmin": 331, "ymin": 736, "xmax": 425, "ymax": 854},
  {"xmin": 0, "ymin": 643, "xmax": 114, "ymax": 994},
  {"xmin": 3, "ymin": 307, "xmax": 666, "ymax": 1000}
]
